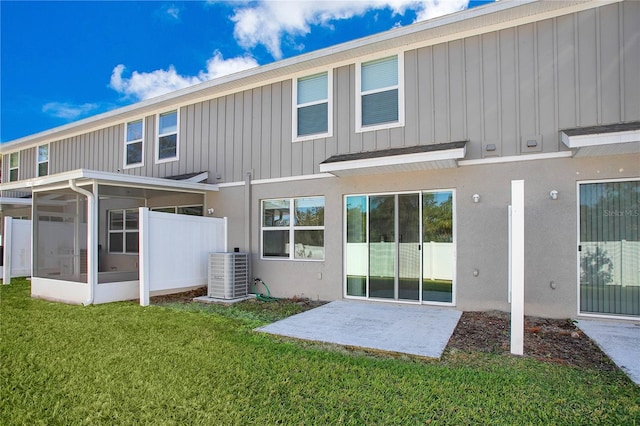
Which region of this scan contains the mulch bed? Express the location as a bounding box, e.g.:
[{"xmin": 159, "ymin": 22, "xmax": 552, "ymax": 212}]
[{"xmin": 446, "ymin": 310, "xmax": 617, "ymax": 370}]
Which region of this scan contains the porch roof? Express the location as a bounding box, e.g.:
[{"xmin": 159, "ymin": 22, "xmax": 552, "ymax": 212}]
[
  {"xmin": 319, "ymin": 141, "xmax": 467, "ymax": 177},
  {"xmin": 0, "ymin": 169, "xmax": 219, "ymax": 195},
  {"xmin": 0, "ymin": 196, "xmax": 32, "ymax": 210},
  {"xmin": 561, "ymin": 121, "xmax": 640, "ymax": 158}
]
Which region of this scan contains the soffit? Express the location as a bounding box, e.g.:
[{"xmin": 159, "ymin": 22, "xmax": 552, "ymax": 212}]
[{"xmin": 319, "ymin": 141, "xmax": 467, "ymax": 177}]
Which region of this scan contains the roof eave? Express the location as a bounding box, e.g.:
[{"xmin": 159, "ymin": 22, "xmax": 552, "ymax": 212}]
[
  {"xmin": 0, "ymin": 169, "xmax": 219, "ymax": 193},
  {"xmin": 1, "ymin": 0, "xmax": 616, "ymax": 152}
]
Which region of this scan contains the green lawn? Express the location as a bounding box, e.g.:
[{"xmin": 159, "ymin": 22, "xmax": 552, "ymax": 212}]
[{"xmin": 1, "ymin": 278, "xmax": 639, "ymax": 425}]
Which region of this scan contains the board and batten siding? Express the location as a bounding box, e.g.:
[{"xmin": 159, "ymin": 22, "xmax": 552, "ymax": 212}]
[{"xmin": 7, "ymin": 2, "xmax": 638, "ymax": 185}]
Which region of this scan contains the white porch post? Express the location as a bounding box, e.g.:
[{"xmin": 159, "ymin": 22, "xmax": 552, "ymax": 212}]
[
  {"xmin": 3, "ymin": 216, "xmax": 12, "ymax": 284},
  {"xmin": 139, "ymin": 207, "xmax": 150, "ymax": 306},
  {"xmin": 510, "ymin": 180, "xmax": 525, "ymax": 356}
]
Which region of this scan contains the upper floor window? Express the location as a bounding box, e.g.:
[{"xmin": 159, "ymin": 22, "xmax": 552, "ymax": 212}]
[
  {"xmin": 292, "ymin": 71, "xmax": 332, "ymax": 142},
  {"xmin": 355, "ymin": 54, "xmax": 404, "ymax": 132},
  {"xmin": 125, "ymin": 119, "xmax": 144, "ymax": 168},
  {"xmin": 261, "ymin": 196, "xmax": 325, "ymax": 261},
  {"xmin": 156, "ymin": 110, "xmax": 178, "ymax": 163},
  {"xmin": 37, "ymin": 144, "xmax": 49, "ymax": 177},
  {"xmin": 8, "ymin": 152, "xmax": 19, "ymax": 182}
]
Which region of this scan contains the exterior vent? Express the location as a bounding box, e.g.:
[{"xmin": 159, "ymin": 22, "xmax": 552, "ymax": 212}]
[{"xmin": 208, "ymin": 253, "xmax": 249, "ymax": 299}]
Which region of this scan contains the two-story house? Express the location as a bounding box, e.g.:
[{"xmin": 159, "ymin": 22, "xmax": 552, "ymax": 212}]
[{"xmin": 1, "ymin": 0, "xmax": 638, "ymax": 319}]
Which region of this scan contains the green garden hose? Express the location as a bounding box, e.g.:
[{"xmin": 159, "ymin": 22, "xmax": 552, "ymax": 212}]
[{"xmin": 253, "ymin": 278, "xmax": 278, "ymax": 302}]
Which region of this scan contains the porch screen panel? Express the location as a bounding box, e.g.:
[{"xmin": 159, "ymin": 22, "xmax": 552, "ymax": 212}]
[
  {"xmin": 346, "ymin": 196, "xmax": 367, "ymax": 296},
  {"xmin": 580, "ymin": 181, "xmax": 640, "ymax": 316},
  {"xmin": 33, "ymin": 191, "xmax": 88, "ymax": 283}
]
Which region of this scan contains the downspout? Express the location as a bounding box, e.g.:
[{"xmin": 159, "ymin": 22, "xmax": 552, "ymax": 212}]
[
  {"xmin": 244, "ymin": 171, "xmax": 252, "ymax": 252},
  {"xmin": 68, "ymin": 179, "xmax": 96, "ymax": 306},
  {"xmin": 244, "ymin": 171, "xmax": 252, "ymax": 282}
]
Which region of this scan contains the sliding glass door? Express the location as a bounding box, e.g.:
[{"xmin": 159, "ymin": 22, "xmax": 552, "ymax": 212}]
[
  {"xmin": 579, "ymin": 180, "xmax": 639, "ymax": 316},
  {"xmin": 345, "ymin": 190, "xmax": 454, "ymax": 304}
]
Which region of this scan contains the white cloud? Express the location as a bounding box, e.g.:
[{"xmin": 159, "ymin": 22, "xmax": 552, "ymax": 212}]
[
  {"xmin": 414, "ymin": 0, "xmax": 470, "ymax": 21},
  {"xmin": 231, "ymin": 0, "xmax": 472, "ymax": 60},
  {"xmin": 165, "ymin": 5, "xmax": 180, "ymax": 20},
  {"xmin": 109, "ymin": 51, "xmax": 258, "ymax": 101},
  {"xmin": 110, "ymin": 1, "xmax": 479, "ymax": 101},
  {"xmin": 157, "ymin": 3, "xmax": 182, "ymax": 22},
  {"xmin": 42, "ymin": 102, "xmax": 99, "ymax": 120},
  {"xmin": 198, "ymin": 51, "xmax": 260, "ymax": 81}
]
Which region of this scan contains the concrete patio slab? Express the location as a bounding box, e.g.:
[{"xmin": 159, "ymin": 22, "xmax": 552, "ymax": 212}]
[
  {"xmin": 577, "ymin": 319, "xmax": 640, "ymax": 385},
  {"xmin": 257, "ymin": 300, "xmax": 462, "ymax": 359}
]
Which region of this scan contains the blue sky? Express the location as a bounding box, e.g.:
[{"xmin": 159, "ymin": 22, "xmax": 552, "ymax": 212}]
[{"xmin": 1, "ymin": 0, "xmax": 493, "ymax": 143}]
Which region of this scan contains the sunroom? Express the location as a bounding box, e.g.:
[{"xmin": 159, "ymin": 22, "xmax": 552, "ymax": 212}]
[{"xmin": 1, "ymin": 169, "xmax": 223, "ymax": 304}]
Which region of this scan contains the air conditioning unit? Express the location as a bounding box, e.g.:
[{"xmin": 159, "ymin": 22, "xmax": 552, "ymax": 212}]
[{"xmin": 208, "ymin": 252, "xmax": 249, "ymax": 299}]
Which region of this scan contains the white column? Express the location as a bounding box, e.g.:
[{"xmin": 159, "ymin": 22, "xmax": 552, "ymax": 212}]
[
  {"xmin": 510, "ymin": 180, "xmax": 524, "ymax": 356},
  {"xmin": 139, "ymin": 207, "xmax": 150, "ymax": 306},
  {"xmin": 3, "ymin": 217, "xmax": 12, "ymax": 284}
]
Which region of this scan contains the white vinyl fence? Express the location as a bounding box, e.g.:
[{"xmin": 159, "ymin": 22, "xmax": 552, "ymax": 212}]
[
  {"xmin": 139, "ymin": 208, "xmax": 227, "ymax": 305},
  {"xmin": 2, "ymin": 217, "xmax": 32, "ymax": 284}
]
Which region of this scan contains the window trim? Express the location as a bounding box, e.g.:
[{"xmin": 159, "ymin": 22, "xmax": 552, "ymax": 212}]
[
  {"xmin": 124, "ymin": 118, "xmax": 145, "ymax": 169},
  {"xmin": 261, "ymin": 196, "xmax": 325, "ymax": 261},
  {"xmin": 155, "ymin": 109, "xmax": 179, "ymax": 164},
  {"xmin": 355, "ymin": 53, "xmax": 405, "ymax": 133},
  {"xmin": 291, "ymin": 70, "xmax": 333, "ymax": 143},
  {"xmin": 8, "ymin": 152, "xmax": 19, "ymax": 182},
  {"xmin": 108, "ymin": 208, "xmax": 139, "ymax": 254},
  {"xmin": 37, "ymin": 143, "xmax": 49, "ymax": 177}
]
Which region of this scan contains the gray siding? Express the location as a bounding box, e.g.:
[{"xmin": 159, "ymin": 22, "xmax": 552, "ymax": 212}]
[{"xmin": 10, "ymin": 1, "xmax": 639, "ymax": 184}]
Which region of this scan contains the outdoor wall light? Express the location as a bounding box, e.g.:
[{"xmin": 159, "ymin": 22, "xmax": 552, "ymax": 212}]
[
  {"xmin": 472, "ymin": 194, "xmax": 480, "ymax": 203},
  {"xmin": 549, "ymin": 190, "xmax": 559, "ymax": 200}
]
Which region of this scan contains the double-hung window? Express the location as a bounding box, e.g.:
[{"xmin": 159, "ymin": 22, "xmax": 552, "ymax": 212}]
[
  {"xmin": 156, "ymin": 110, "xmax": 178, "ymax": 163},
  {"xmin": 108, "ymin": 209, "xmax": 139, "ymax": 254},
  {"xmin": 8, "ymin": 152, "xmax": 19, "ymax": 182},
  {"xmin": 125, "ymin": 119, "xmax": 144, "ymax": 167},
  {"xmin": 37, "ymin": 145, "xmax": 49, "ymax": 177},
  {"xmin": 292, "ymin": 71, "xmax": 332, "ymax": 141},
  {"xmin": 356, "ymin": 54, "xmax": 404, "ymax": 132},
  {"xmin": 262, "ymin": 197, "xmax": 325, "ymax": 261}
]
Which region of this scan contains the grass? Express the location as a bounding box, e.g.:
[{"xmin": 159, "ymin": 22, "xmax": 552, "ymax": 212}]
[{"xmin": 1, "ymin": 278, "xmax": 639, "ymax": 425}]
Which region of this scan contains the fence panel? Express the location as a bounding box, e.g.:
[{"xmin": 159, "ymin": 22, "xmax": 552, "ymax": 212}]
[
  {"xmin": 139, "ymin": 208, "xmax": 227, "ymax": 305},
  {"xmin": 2, "ymin": 217, "xmax": 32, "ymax": 284}
]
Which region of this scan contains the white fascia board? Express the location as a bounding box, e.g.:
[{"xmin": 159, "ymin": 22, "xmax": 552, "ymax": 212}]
[
  {"xmin": 0, "ymin": 169, "xmax": 218, "ymax": 194},
  {"xmin": 80, "ymin": 170, "xmax": 217, "ymax": 192},
  {"xmin": 319, "ymin": 146, "xmax": 466, "ymax": 174},
  {"xmin": 217, "ymin": 173, "xmax": 335, "ymax": 188},
  {"xmin": 0, "ymin": 197, "xmax": 32, "ymax": 206},
  {"xmin": 561, "ymin": 129, "xmax": 640, "ymax": 148},
  {"xmin": 458, "ymin": 151, "xmax": 572, "ymax": 166}
]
